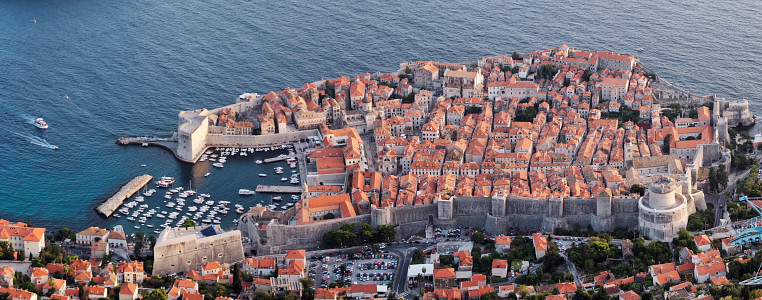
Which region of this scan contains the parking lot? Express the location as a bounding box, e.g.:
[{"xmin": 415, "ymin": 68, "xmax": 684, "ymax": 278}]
[{"xmin": 308, "ymin": 247, "xmax": 399, "ymax": 288}]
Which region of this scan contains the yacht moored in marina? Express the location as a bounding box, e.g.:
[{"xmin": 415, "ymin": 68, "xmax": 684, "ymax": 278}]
[{"xmin": 239, "ymin": 189, "xmax": 255, "ymax": 195}]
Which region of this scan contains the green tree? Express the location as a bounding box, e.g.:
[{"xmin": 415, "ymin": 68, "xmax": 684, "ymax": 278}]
[
  {"xmin": 411, "ymin": 249, "xmax": 425, "ymax": 264},
  {"xmin": 471, "ymin": 231, "xmax": 485, "ymax": 244},
  {"xmin": 181, "ymin": 219, "xmax": 196, "ymax": 228},
  {"xmin": 323, "ymin": 213, "xmax": 335, "ymax": 220},
  {"xmin": 232, "ymin": 264, "xmax": 242, "ymax": 294},
  {"xmin": 0, "ymin": 242, "xmax": 14, "ymax": 260},
  {"xmin": 630, "ymin": 184, "xmax": 645, "ymax": 196},
  {"xmin": 572, "ymin": 288, "xmax": 592, "ymax": 300},
  {"xmin": 717, "ymin": 165, "xmax": 728, "ymax": 190},
  {"xmin": 512, "ymin": 51, "xmax": 521, "ymax": 60},
  {"xmin": 663, "ymin": 134, "xmax": 672, "ymax": 154},
  {"xmin": 708, "ymin": 167, "xmax": 718, "ymax": 193},
  {"xmin": 300, "ymin": 278, "xmax": 314, "ymax": 300}
]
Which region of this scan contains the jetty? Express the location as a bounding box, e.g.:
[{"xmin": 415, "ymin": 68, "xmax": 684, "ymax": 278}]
[
  {"xmin": 264, "ymin": 155, "xmax": 294, "ymax": 163},
  {"xmin": 96, "ymin": 175, "xmax": 153, "ymax": 217},
  {"xmin": 255, "ymin": 185, "xmax": 301, "ymax": 194}
]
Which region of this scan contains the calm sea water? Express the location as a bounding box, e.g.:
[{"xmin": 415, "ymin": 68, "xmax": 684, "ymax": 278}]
[{"xmin": 0, "ymin": 0, "xmax": 760, "ymax": 234}]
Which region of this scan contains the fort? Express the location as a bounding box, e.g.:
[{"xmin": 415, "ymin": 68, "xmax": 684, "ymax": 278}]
[{"xmin": 152, "ymin": 225, "xmax": 245, "ymax": 276}]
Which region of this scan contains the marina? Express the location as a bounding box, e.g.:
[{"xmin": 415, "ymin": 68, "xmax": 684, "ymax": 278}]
[
  {"xmin": 102, "ymin": 146, "xmax": 303, "ymax": 234},
  {"xmin": 96, "ymin": 175, "xmax": 153, "ymax": 217}
]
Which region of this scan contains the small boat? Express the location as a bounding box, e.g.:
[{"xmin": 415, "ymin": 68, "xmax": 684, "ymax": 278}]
[
  {"xmin": 272, "ymin": 196, "xmax": 282, "ymax": 201},
  {"xmin": 213, "ymin": 163, "xmax": 224, "ymax": 168},
  {"xmin": 51, "ymin": 145, "xmax": 59, "ymax": 150},
  {"xmin": 281, "ymin": 178, "xmax": 288, "ymax": 181},
  {"xmin": 141, "ymin": 143, "xmax": 149, "ymax": 147},
  {"xmin": 258, "ymin": 173, "xmax": 267, "ymax": 177},
  {"xmin": 147, "ymin": 224, "xmax": 154, "ymax": 228},
  {"xmin": 239, "ymin": 189, "xmax": 255, "ymax": 195},
  {"xmin": 140, "ymin": 164, "xmax": 147, "ymax": 167},
  {"xmin": 134, "ymin": 226, "xmax": 140, "ymax": 229},
  {"xmin": 204, "ymin": 172, "xmax": 210, "ymax": 177},
  {"xmin": 637, "ymin": 47, "xmax": 644, "ymax": 52},
  {"xmin": 34, "ymin": 118, "xmax": 48, "ymax": 129},
  {"xmin": 31, "ymin": 18, "xmax": 36, "ymax": 23}
]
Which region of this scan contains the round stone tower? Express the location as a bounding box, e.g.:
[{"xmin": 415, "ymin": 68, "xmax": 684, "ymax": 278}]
[{"xmin": 638, "ymin": 176, "xmax": 689, "ymax": 242}]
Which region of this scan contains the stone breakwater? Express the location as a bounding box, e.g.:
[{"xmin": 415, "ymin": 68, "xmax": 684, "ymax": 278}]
[{"xmin": 96, "ymin": 174, "xmax": 153, "ymax": 217}]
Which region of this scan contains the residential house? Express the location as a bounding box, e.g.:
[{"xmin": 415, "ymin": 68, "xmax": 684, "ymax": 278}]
[
  {"xmin": 76, "ymin": 227, "xmax": 110, "ymax": 245},
  {"xmin": 119, "ymin": 283, "xmax": 139, "ymax": 300},
  {"xmin": 433, "ymin": 268, "xmax": 456, "ymax": 289}
]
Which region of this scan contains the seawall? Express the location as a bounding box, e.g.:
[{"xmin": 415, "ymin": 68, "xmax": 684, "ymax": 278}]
[{"xmin": 96, "ymin": 174, "xmax": 153, "ymax": 217}]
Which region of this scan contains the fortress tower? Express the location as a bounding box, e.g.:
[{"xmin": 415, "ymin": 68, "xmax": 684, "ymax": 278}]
[{"xmin": 638, "ymin": 176, "xmax": 690, "ymax": 242}]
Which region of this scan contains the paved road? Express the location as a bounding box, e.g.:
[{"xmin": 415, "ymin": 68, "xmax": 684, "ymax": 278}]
[
  {"xmin": 560, "ymin": 253, "xmax": 583, "ymax": 288},
  {"xmin": 712, "ymin": 169, "xmax": 750, "ymax": 227}
]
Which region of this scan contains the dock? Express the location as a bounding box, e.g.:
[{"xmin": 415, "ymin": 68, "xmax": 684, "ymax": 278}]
[
  {"xmin": 96, "ymin": 175, "xmax": 153, "ymax": 217},
  {"xmin": 263, "ymin": 155, "xmax": 296, "ymax": 163},
  {"xmin": 255, "ymin": 185, "xmax": 302, "ymax": 194}
]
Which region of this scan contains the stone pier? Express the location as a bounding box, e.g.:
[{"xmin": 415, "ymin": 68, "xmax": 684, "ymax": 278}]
[{"xmin": 96, "ymin": 175, "xmax": 153, "ymax": 217}]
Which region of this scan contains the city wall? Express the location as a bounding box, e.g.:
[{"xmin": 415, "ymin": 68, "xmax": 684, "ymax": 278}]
[
  {"xmin": 259, "ymin": 215, "xmax": 372, "ymax": 254},
  {"xmin": 205, "ymin": 129, "xmax": 320, "ymax": 149},
  {"xmin": 248, "ymin": 194, "xmax": 644, "ymax": 255}
]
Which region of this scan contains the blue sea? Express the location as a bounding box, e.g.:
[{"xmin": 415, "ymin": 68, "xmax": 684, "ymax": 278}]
[{"xmin": 1, "ymin": 0, "xmax": 760, "ymax": 234}]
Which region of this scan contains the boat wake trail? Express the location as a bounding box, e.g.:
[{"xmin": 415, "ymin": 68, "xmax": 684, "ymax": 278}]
[{"xmin": 0, "ymin": 127, "xmax": 58, "ymax": 150}]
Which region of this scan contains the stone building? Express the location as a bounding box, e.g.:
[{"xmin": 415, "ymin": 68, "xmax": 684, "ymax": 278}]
[
  {"xmin": 153, "ymin": 226, "xmax": 244, "ymax": 276},
  {"xmin": 715, "ymin": 98, "xmax": 754, "ymax": 127},
  {"xmin": 638, "ymin": 177, "xmax": 692, "ymax": 242}
]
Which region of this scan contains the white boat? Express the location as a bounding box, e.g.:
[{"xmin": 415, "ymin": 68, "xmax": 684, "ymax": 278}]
[
  {"xmin": 33, "ymin": 118, "xmax": 48, "ymax": 129},
  {"xmin": 134, "ymin": 226, "xmax": 140, "ymax": 229},
  {"xmin": 200, "ymin": 193, "xmax": 211, "ymax": 198},
  {"xmin": 213, "ymin": 163, "xmax": 224, "ymax": 168},
  {"xmin": 147, "ymin": 224, "xmax": 154, "ymax": 228},
  {"xmin": 164, "ymin": 195, "xmax": 171, "ymax": 199},
  {"xmin": 239, "ymin": 189, "xmax": 255, "ymax": 195},
  {"xmin": 204, "ymin": 172, "xmax": 210, "ymax": 177},
  {"xmin": 258, "ymin": 173, "xmax": 267, "ymax": 177},
  {"xmin": 275, "ymin": 170, "xmax": 284, "ymax": 174},
  {"xmin": 272, "ymin": 196, "xmax": 282, "ymax": 201},
  {"xmin": 281, "ymin": 178, "xmax": 288, "ymax": 181}
]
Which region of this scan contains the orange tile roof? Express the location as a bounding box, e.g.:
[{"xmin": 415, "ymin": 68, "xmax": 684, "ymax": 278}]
[
  {"xmin": 711, "ymin": 276, "xmax": 729, "ymax": 286},
  {"xmin": 619, "ymin": 290, "xmax": 641, "ymax": 300},
  {"xmin": 120, "ymin": 283, "xmax": 138, "ymax": 295},
  {"xmin": 286, "ymin": 249, "xmax": 306, "ymax": 260},
  {"xmin": 694, "ymin": 235, "xmax": 711, "ymax": 246},
  {"xmin": 433, "ymin": 268, "xmax": 455, "ymax": 278}
]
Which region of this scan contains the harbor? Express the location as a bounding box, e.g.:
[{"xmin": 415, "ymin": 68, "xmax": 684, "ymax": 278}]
[
  {"xmin": 96, "ymin": 174, "xmax": 153, "ymax": 217},
  {"xmin": 255, "ymin": 185, "xmax": 302, "ymax": 194},
  {"xmin": 99, "ymin": 145, "xmax": 306, "ymax": 234}
]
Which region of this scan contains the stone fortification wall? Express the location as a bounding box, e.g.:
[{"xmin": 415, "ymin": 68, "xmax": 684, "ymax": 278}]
[
  {"xmin": 261, "ymin": 215, "xmax": 371, "ymax": 255},
  {"xmin": 206, "ymin": 129, "xmax": 320, "ymax": 148},
  {"xmin": 153, "ymin": 230, "xmax": 245, "ymax": 276},
  {"xmin": 255, "ymin": 193, "xmax": 644, "ymax": 255}
]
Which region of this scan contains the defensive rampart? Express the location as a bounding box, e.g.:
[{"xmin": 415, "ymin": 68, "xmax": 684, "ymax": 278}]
[{"xmin": 245, "ymin": 193, "xmax": 644, "ymax": 255}]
